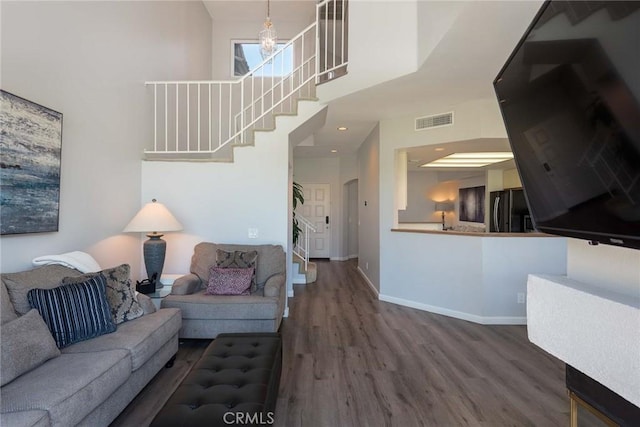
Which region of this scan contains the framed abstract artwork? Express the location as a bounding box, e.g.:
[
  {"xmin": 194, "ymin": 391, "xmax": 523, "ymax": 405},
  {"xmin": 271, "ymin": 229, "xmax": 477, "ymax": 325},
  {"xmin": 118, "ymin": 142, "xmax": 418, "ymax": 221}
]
[
  {"xmin": 459, "ymin": 185, "xmax": 485, "ymax": 223},
  {"xmin": 0, "ymin": 90, "xmax": 63, "ymax": 235}
]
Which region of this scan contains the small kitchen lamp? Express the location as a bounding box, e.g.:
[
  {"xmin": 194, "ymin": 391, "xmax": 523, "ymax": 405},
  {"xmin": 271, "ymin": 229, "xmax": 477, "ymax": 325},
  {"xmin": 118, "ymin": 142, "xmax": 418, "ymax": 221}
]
[
  {"xmin": 123, "ymin": 199, "xmax": 183, "ymax": 289},
  {"xmin": 434, "ymin": 201, "xmax": 455, "ymax": 230}
]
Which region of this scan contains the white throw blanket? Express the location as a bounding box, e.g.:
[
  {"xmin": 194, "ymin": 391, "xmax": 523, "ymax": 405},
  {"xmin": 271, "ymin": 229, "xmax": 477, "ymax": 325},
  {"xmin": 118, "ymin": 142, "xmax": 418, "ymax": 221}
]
[{"xmin": 32, "ymin": 251, "xmax": 102, "ymax": 273}]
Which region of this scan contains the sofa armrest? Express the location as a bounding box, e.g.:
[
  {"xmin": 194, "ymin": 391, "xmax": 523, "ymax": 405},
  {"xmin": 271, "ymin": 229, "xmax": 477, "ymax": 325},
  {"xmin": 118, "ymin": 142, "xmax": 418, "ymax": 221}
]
[
  {"xmin": 171, "ymin": 274, "xmax": 202, "ymax": 295},
  {"xmin": 264, "ymin": 273, "xmax": 285, "ymax": 298},
  {"xmin": 136, "ymin": 293, "xmax": 156, "ymax": 314}
]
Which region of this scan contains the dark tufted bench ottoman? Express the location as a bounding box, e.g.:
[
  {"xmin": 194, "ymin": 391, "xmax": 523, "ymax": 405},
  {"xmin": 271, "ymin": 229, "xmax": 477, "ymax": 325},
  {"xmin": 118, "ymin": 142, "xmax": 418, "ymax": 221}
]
[{"xmin": 150, "ymin": 333, "xmax": 282, "ymax": 427}]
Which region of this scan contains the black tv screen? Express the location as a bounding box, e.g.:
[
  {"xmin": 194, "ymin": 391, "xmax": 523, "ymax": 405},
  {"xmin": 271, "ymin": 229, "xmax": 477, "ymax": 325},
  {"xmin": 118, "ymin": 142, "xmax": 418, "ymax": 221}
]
[{"xmin": 494, "ymin": 0, "xmax": 640, "ymax": 249}]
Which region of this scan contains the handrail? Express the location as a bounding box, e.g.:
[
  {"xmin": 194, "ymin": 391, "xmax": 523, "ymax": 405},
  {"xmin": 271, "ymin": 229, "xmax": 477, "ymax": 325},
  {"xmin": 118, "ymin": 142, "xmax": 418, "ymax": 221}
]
[
  {"xmin": 144, "ymin": 0, "xmax": 348, "ymax": 156},
  {"xmin": 293, "ymin": 213, "xmax": 316, "ymax": 270}
]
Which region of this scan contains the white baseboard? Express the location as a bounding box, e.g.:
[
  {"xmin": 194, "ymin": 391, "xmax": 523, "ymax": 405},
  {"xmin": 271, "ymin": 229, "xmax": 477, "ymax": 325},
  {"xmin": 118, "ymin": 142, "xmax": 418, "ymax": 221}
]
[
  {"xmin": 330, "ymin": 254, "xmax": 358, "ymax": 261},
  {"xmin": 292, "ymin": 273, "xmax": 308, "ymax": 284},
  {"xmin": 356, "ymin": 266, "xmax": 379, "ymax": 298},
  {"xmin": 378, "ymin": 294, "xmax": 527, "ymax": 325}
]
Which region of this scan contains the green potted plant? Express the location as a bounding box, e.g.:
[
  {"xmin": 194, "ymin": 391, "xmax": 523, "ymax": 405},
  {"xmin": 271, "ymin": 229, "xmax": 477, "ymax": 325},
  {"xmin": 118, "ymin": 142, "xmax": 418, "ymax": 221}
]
[{"xmin": 292, "ymin": 182, "xmax": 304, "ymax": 246}]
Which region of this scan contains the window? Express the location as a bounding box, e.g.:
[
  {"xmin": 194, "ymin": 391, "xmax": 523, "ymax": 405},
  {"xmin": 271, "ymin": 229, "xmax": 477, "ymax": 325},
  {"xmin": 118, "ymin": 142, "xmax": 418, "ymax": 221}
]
[{"xmin": 233, "ymin": 42, "xmax": 293, "ymax": 77}]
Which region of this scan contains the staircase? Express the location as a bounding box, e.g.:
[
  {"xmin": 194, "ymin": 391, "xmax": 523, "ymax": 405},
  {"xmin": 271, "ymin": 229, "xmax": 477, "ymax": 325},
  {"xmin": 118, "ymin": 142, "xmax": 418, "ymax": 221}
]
[
  {"xmin": 143, "ymin": 0, "xmax": 348, "ymax": 162},
  {"xmin": 142, "ymin": 0, "xmax": 348, "ymax": 279},
  {"xmin": 292, "ymin": 213, "xmax": 316, "ymax": 284},
  {"xmin": 292, "ymin": 254, "xmax": 317, "ymax": 284}
]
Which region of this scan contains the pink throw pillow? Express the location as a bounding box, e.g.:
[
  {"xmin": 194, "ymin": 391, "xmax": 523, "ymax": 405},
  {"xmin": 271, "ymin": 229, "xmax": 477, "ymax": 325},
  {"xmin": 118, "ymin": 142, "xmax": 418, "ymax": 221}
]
[{"xmin": 206, "ymin": 267, "xmax": 254, "ymax": 296}]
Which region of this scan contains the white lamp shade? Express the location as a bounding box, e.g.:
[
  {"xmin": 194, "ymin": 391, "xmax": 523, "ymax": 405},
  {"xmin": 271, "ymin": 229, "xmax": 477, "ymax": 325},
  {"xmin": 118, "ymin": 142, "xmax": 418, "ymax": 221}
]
[
  {"xmin": 435, "ymin": 201, "xmax": 455, "ymax": 212},
  {"xmin": 123, "ymin": 200, "xmax": 183, "ymax": 233}
]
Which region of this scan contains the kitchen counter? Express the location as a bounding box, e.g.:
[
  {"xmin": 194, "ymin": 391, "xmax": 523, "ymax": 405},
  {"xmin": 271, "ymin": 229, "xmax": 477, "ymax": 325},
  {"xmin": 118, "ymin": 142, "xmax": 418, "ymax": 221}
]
[{"xmin": 391, "ymin": 228, "xmax": 552, "ymax": 237}]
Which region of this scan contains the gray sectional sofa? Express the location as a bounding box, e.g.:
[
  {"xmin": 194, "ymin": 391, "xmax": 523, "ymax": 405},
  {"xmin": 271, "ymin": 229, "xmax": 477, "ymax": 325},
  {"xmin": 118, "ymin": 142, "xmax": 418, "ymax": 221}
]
[
  {"xmin": 0, "ymin": 264, "xmax": 181, "ymax": 427},
  {"xmin": 161, "ymin": 243, "xmax": 286, "ymax": 338}
]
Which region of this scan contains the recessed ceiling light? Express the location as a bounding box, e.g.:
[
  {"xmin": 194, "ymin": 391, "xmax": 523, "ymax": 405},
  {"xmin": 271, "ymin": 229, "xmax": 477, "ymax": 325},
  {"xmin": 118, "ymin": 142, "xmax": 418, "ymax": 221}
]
[
  {"xmin": 420, "ymin": 152, "xmax": 513, "ymax": 168},
  {"xmin": 337, "ymin": 126, "xmax": 348, "ymax": 131},
  {"xmin": 434, "ymin": 147, "xmax": 445, "ymax": 151},
  {"xmin": 331, "ymin": 149, "xmax": 338, "ymax": 153}
]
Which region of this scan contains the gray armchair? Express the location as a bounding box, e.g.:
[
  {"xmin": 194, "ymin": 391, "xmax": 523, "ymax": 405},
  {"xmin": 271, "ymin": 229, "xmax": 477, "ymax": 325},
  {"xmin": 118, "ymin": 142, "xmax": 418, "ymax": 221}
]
[{"xmin": 161, "ymin": 242, "xmax": 286, "ymax": 338}]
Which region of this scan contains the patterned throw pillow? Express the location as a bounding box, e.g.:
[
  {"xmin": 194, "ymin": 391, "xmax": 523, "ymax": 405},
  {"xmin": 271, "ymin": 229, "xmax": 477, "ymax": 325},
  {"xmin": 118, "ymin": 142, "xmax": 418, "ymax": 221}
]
[
  {"xmin": 206, "ymin": 267, "xmax": 254, "ymax": 296},
  {"xmin": 216, "ymin": 250, "xmax": 258, "ymax": 293},
  {"xmin": 62, "ymin": 264, "xmax": 144, "ymax": 324},
  {"xmin": 27, "ymin": 275, "xmax": 116, "ymax": 348}
]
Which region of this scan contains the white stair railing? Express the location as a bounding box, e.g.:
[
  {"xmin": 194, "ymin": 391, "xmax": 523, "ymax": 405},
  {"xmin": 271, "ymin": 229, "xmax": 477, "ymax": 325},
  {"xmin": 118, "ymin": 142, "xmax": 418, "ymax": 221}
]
[
  {"xmin": 144, "ymin": 0, "xmax": 348, "ymax": 157},
  {"xmin": 293, "ymin": 214, "xmax": 316, "ymax": 270}
]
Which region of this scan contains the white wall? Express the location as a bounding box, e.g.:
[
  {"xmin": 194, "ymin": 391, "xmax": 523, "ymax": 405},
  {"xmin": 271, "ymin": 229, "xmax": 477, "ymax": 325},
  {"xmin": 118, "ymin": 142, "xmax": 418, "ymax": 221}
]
[
  {"xmin": 381, "ymin": 98, "xmax": 508, "ymax": 233},
  {"xmin": 416, "ymin": 0, "xmax": 466, "ymax": 68},
  {"xmin": 398, "ymin": 171, "xmax": 439, "ymax": 223},
  {"xmin": 341, "ymin": 155, "xmax": 359, "ymax": 259},
  {"xmin": 140, "ymin": 129, "xmax": 290, "ymax": 277},
  {"xmin": 381, "ymin": 232, "xmax": 567, "ymax": 323},
  {"xmin": 210, "ymin": 7, "xmax": 315, "ymax": 80},
  {"xmin": 0, "ymin": 1, "xmax": 212, "ymax": 276},
  {"xmin": 139, "ymin": 99, "xmax": 324, "ymax": 291},
  {"xmin": 377, "ymin": 98, "xmax": 569, "ymax": 320},
  {"xmin": 567, "ymin": 239, "xmax": 640, "ymax": 298},
  {"xmin": 345, "ymin": 179, "xmax": 359, "ymax": 258},
  {"xmin": 317, "ymin": 0, "xmax": 419, "ymax": 102},
  {"xmin": 357, "ymin": 125, "xmax": 380, "ymax": 291},
  {"xmin": 376, "ymin": 96, "xmax": 639, "ymax": 320}
]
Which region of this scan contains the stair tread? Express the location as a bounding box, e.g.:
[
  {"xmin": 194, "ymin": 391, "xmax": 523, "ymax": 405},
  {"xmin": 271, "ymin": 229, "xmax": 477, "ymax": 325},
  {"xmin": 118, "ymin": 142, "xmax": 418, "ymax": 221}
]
[{"xmin": 292, "ymin": 256, "xmax": 317, "ymax": 284}]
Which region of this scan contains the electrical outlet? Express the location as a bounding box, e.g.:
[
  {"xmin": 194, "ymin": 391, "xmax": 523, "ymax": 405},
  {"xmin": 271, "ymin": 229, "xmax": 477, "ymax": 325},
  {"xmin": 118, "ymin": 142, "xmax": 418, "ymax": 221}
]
[
  {"xmin": 517, "ymin": 292, "xmax": 526, "ymax": 304},
  {"xmin": 248, "ymin": 228, "xmax": 258, "ymax": 239}
]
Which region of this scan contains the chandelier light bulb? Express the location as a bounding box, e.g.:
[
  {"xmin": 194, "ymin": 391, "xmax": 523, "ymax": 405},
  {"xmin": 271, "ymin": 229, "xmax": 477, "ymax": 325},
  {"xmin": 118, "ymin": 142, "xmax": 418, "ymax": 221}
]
[{"xmin": 259, "ymin": 0, "xmax": 277, "ymax": 59}]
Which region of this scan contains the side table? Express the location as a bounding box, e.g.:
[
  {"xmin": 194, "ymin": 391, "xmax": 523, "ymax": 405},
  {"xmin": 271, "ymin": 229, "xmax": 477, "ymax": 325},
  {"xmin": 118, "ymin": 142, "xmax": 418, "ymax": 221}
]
[{"xmin": 148, "ymin": 274, "xmax": 182, "ymax": 309}]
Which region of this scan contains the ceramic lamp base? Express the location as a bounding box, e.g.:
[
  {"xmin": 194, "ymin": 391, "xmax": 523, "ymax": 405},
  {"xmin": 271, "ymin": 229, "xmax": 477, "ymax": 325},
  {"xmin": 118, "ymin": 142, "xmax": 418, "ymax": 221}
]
[{"xmin": 143, "ymin": 233, "xmax": 166, "ymax": 289}]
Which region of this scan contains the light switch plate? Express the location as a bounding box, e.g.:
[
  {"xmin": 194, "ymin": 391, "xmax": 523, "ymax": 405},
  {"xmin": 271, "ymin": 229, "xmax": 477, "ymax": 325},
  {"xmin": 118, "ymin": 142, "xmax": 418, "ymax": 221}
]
[{"xmin": 248, "ymin": 228, "xmax": 258, "ymax": 239}]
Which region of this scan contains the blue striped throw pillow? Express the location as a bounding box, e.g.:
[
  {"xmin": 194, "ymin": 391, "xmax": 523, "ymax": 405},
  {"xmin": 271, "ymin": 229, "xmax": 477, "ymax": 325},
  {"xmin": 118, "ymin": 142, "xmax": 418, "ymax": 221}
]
[{"xmin": 27, "ymin": 274, "xmax": 116, "ymax": 348}]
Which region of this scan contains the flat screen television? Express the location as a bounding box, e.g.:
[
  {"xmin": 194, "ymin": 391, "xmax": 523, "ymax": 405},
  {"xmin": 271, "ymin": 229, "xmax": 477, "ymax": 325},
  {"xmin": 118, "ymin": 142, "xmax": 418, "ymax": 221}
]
[{"xmin": 494, "ymin": 0, "xmax": 640, "ymax": 249}]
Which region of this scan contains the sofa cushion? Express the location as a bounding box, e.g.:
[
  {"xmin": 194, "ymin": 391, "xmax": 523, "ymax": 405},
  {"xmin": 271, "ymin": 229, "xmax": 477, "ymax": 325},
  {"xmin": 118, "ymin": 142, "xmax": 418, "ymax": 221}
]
[
  {"xmin": 62, "ymin": 308, "xmax": 181, "ymax": 371},
  {"xmin": 162, "ymin": 290, "xmax": 279, "ymax": 320},
  {"xmin": 27, "ymin": 275, "xmax": 116, "ymax": 348},
  {"xmin": 0, "ymin": 282, "xmax": 17, "ymax": 324},
  {"xmin": 206, "ymin": 267, "xmax": 253, "ymax": 296},
  {"xmin": 216, "ymin": 250, "xmax": 258, "ymax": 293},
  {"xmin": 190, "ymin": 243, "xmax": 284, "ymax": 289},
  {"xmin": 0, "ymin": 350, "xmax": 130, "ymax": 427},
  {"xmin": 0, "ymin": 410, "xmax": 50, "ymax": 427},
  {"xmin": 137, "ymin": 292, "xmax": 157, "ymax": 314},
  {"xmin": 2, "ymin": 265, "xmax": 82, "ymax": 315},
  {"xmin": 62, "ymin": 264, "xmax": 144, "ymax": 324},
  {"xmin": 1, "ymin": 309, "xmax": 61, "ymax": 386}
]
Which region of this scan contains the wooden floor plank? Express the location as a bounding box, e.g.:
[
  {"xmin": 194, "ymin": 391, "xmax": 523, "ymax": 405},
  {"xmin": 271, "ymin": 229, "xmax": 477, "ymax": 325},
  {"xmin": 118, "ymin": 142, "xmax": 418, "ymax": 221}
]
[{"xmin": 113, "ymin": 259, "xmax": 569, "ymax": 426}]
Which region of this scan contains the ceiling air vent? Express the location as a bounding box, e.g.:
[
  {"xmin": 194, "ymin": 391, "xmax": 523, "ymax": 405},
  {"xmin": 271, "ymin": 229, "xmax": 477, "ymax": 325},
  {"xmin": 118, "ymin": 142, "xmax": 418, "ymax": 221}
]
[{"xmin": 415, "ymin": 112, "xmax": 454, "ymax": 131}]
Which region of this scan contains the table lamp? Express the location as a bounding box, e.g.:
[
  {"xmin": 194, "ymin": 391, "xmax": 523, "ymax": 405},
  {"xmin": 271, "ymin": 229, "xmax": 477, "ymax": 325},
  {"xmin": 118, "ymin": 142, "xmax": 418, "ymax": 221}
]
[
  {"xmin": 434, "ymin": 201, "xmax": 455, "ymax": 230},
  {"xmin": 123, "ymin": 199, "xmax": 183, "ymax": 289}
]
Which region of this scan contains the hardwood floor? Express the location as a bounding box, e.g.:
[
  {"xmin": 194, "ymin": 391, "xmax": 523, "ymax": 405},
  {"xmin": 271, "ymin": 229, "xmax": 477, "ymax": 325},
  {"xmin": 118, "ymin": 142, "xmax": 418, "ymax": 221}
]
[
  {"xmin": 113, "ymin": 259, "xmax": 571, "ymax": 426},
  {"xmin": 276, "ymin": 259, "xmax": 569, "ymax": 427}
]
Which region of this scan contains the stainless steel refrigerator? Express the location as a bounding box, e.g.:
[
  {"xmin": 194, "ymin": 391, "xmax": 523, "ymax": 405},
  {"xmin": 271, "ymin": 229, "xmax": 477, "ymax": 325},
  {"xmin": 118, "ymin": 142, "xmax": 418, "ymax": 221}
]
[{"xmin": 489, "ymin": 188, "xmax": 533, "ymax": 233}]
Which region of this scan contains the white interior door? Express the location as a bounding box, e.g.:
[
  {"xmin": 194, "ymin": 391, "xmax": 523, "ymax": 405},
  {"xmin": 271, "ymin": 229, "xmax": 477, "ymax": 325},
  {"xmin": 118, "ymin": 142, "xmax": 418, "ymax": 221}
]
[{"xmin": 300, "ymin": 183, "xmax": 331, "ymax": 258}]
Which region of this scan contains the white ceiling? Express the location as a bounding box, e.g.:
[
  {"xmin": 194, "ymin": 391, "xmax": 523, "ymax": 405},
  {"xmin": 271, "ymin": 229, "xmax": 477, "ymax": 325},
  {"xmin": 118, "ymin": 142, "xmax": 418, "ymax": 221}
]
[
  {"xmin": 404, "ymin": 138, "xmax": 516, "ymax": 172},
  {"xmin": 203, "ymin": 0, "xmax": 544, "ymax": 161}
]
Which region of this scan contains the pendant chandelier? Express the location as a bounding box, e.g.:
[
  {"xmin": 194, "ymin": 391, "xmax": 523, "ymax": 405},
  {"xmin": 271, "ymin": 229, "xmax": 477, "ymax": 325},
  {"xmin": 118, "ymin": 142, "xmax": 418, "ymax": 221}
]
[{"xmin": 259, "ymin": 0, "xmax": 277, "ymax": 59}]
